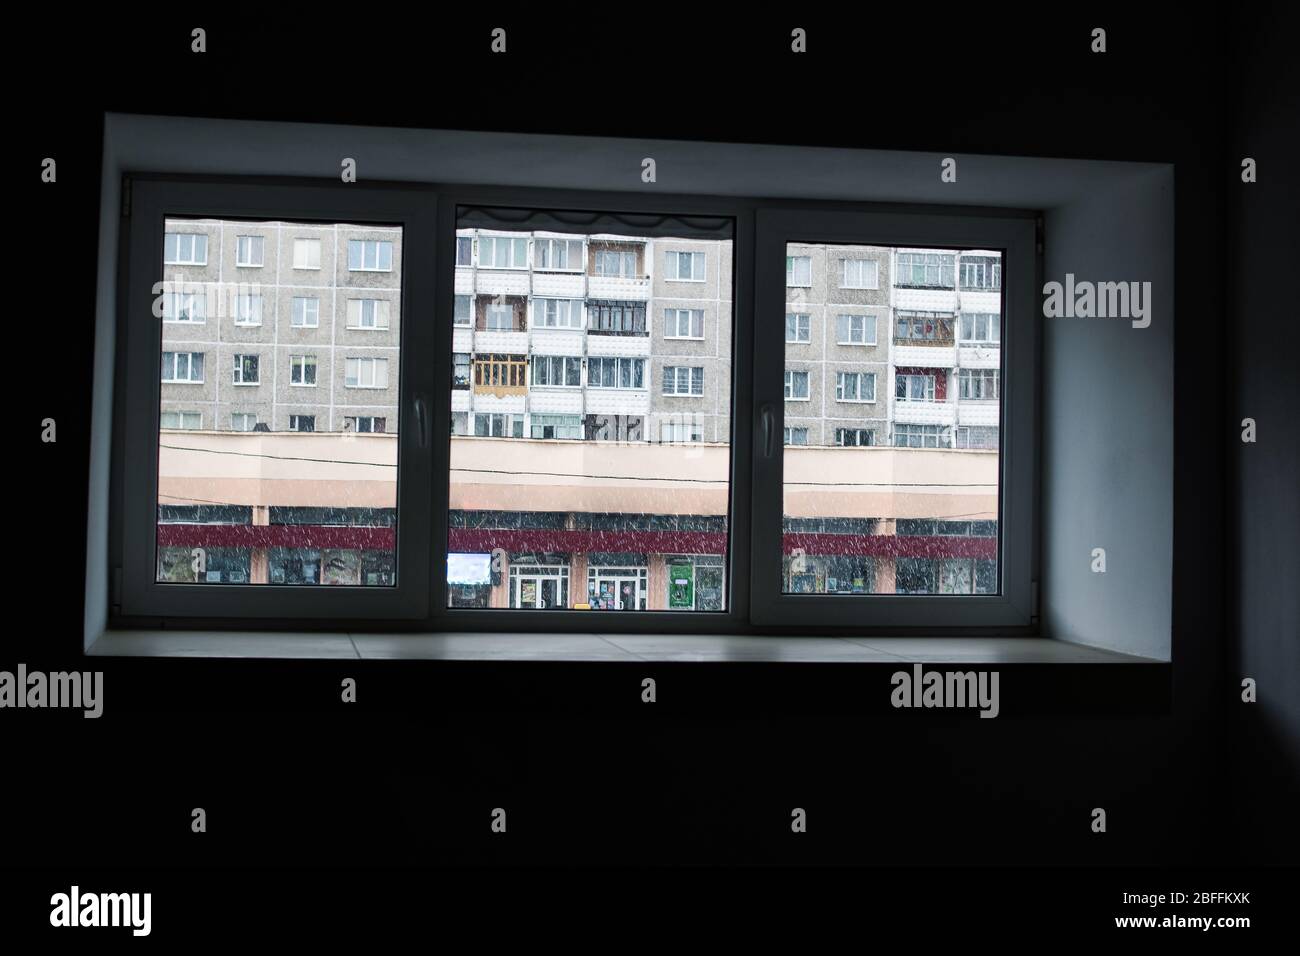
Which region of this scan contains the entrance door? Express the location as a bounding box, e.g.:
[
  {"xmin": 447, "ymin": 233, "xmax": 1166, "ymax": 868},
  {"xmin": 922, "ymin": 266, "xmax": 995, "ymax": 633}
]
[{"xmin": 589, "ymin": 568, "xmax": 647, "ymax": 610}]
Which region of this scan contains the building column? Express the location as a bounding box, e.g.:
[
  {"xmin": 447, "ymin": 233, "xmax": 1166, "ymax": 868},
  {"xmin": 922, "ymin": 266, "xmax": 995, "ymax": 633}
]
[
  {"xmin": 489, "ymin": 551, "xmax": 510, "ymax": 608},
  {"xmin": 570, "ymin": 551, "xmax": 588, "ymax": 608},
  {"xmin": 647, "ymin": 554, "xmax": 668, "ymax": 610},
  {"xmin": 875, "ymin": 517, "xmax": 897, "ymax": 594},
  {"xmin": 250, "ymin": 505, "xmax": 269, "ymax": 584}
]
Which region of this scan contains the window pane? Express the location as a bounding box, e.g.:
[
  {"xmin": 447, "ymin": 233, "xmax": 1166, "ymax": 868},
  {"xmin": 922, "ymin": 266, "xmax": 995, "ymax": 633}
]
[
  {"xmin": 156, "ymin": 218, "xmax": 402, "ymax": 587},
  {"xmin": 448, "ymin": 217, "xmax": 732, "ymax": 610},
  {"xmin": 782, "ymin": 242, "xmax": 1001, "ymax": 595}
]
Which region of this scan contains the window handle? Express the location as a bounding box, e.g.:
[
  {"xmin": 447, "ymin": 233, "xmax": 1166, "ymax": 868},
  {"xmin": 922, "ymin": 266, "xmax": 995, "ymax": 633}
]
[
  {"xmin": 413, "ymin": 394, "xmax": 429, "ymax": 449},
  {"xmin": 760, "ymin": 403, "xmax": 775, "ymax": 458}
]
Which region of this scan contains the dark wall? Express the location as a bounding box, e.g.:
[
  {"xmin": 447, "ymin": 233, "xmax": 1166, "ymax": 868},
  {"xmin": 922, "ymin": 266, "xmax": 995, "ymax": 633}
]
[{"xmin": 12, "ymin": 6, "xmax": 1292, "ymax": 884}]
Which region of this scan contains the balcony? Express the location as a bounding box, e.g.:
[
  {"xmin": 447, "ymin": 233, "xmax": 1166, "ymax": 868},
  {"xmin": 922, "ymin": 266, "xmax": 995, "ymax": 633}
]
[
  {"xmin": 957, "ymin": 402, "xmax": 1000, "ymax": 427},
  {"xmin": 893, "ymin": 344, "xmax": 956, "ymax": 368},
  {"xmin": 474, "ymin": 330, "xmax": 528, "ymax": 354},
  {"xmin": 893, "ymin": 399, "xmax": 956, "ymax": 426},
  {"xmin": 533, "ymin": 271, "xmax": 586, "ymax": 298},
  {"xmin": 474, "ymin": 269, "xmax": 531, "ymax": 297},
  {"xmin": 587, "ymin": 333, "xmax": 651, "ymax": 357},
  {"xmin": 588, "ymin": 274, "xmax": 650, "ymax": 300}
]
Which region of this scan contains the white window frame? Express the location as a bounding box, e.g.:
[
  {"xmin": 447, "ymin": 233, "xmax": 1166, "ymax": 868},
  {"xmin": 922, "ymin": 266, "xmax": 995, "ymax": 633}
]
[
  {"xmin": 959, "ymin": 311, "xmax": 1001, "ymax": 345},
  {"xmin": 783, "ymin": 368, "xmax": 810, "ymax": 400},
  {"xmin": 161, "ymin": 351, "xmax": 204, "ymax": 383},
  {"xmin": 163, "ymin": 233, "xmax": 208, "ymax": 266},
  {"xmin": 162, "ymin": 291, "xmax": 206, "ymax": 324},
  {"xmin": 663, "ymin": 308, "xmax": 705, "ymax": 339},
  {"xmin": 784, "ymin": 313, "xmax": 811, "ymax": 343},
  {"xmin": 835, "ymin": 371, "xmax": 876, "ymax": 402},
  {"xmin": 233, "ymin": 294, "xmax": 263, "ymax": 327},
  {"xmin": 291, "ymin": 296, "xmax": 320, "ymax": 328},
  {"xmin": 531, "ymin": 355, "xmax": 583, "ymax": 388},
  {"xmin": 835, "ymin": 313, "xmax": 876, "ymax": 345},
  {"xmin": 586, "ymin": 356, "xmax": 646, "ymax": 390},
  {"xmin": 785, "ymin": 255, "xmax": 812, "ymax": 287},
  {"xmin": 895, "ymin": 372, "xmax": 937, "ymax": 402},
  {"xmin": 347, "ymin": 239, "xmax": 394, "ymax": 272},
  {"xmin": 345, "ymin": 356, "xmax": 390, "ymax": 389},
  {"xmin": 235, "ymin": 235, "xmax": 265, "ymax": 268},
  {"xmin": 288, "ymin": 414, "xmax": 316, "ymax": 432},
  {"xmin": 289, "ymin": 354, "xmax": 318, "ymax": 387},
  {"xmin": 292, "ymin": 237, "xmax": 322, "ymax": 270},
  {"xmin": 666, "ymin": 250, "xmax": 706, "ymax": 282},
  {"xmin": 783, "ymin": 426, "xmax": 809, "ymax": 446},
  {"xmin": 232, "ymin": 353, "xmax": 260, "ymax": 385},
  {"xmin": 454, "ymin": 295, "xmax": 473, "ymax": 327},
  {"xmin": 534, "ymin": 237, "xmax": 584, "ymax": 272},
  {"xmin": 348, "ymin": 298, "xmax": 391, "ymax": 330},
  {"xmin": 532, "ymin": 298, "xmax": 583, "ymax": 329},
  {"xmin": 159, "ymin": 410, "xmax": 202, "ymax": 430},
  {"xmin": 230, "ymin": 412, "xmax": 258, "ymax": 432},
  {"xmin": 477, "ymin": 235, "xmax": 530, "ymax": 270},
  {"xmin": 840, "ymin": 258, "xmax": 879, "ymax": 289},
  {"xmin": 662, "ymin": 365, "xmax": 705, "ymax": 396}
]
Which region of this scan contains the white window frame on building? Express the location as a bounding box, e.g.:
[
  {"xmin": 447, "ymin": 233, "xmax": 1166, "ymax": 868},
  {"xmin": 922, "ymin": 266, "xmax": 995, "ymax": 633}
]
[
  {"xmin": 534, "ymin": 237, "xmax": 584, "ymax": 271},
  {"xmin": 163, "ymin": 232, "xmax": 207, "ymax": 265},
  {"xmin": 233, "ymin": 294, "xmax": 263, "ymax": 327},
  {"xmin": 587, "ymin": 356, "xmax": 646, "ymax": 390},
  {"xmin": 840, "ymin": 258, "xmax": 879, "ymax": 289},
  {"xmin": 159, "ymin": 411, "xmax": 202, "ymax": 430},
  {"xmin": 235, "ymin": 235, "xmax": 265, "ymax": 268},
  {"xmin": 531, "ymin": 355, "xmax": 582, "ymax": 388},
  {"xmin": 785, "ymin": 313, "xmax": 811, "ymax": 343},
  {"xmin": 958, "ymin": 368, "xmax": 1000, "ymax": 400},
  {"xmin": 233, "ymin": 353, "xmax": 260, "ymax": 385},
  {"xmin": 895, "ymin": 372, "xmax": 937, "ymax": 402},
  {"xmin": 454, "ymin": 295, "xmax": 473, "ymax": 327},
  {"xmin": 477, "ymin": 235, "xmax": 529, "ymax": 270},
  {"xmin": 292, "ymin": 237, "xmax": 322, "ymax": 270},
  {"xmin": 959, "ymin": 312, "xmax": 1001, "ymax": 345},
  {"xmin": 785, "ymin": 255, "xmax": 812, "ymax": 287},
  {"xmin": 662, "ymin": 365, "xmax": 705, "ymax": 396},
  {"xmin": 288, "ymin": 414, "xmax": 316, "ymax": 432},
  {"xmin": 289, "ymin": 355, "xmax": 317, "ymax": 387},
  {"xmin": 533, "ymin": 298, "xmax": 583, "ymax": 329},
  {"xmin": 783, "ymin": 368, "xmax": 810, "ymax": 400},
  {"xmin": 347, "ymin": 239, "xmax": 394, "ymax": 272},
  {"xmin": 348, "ymin": 298, "xmax": 391, "ymax": 330},
  {"xmin": 291, "ymin": 296, "xmax": 320, "ymax": 328},
  {"xmin": 163, "ymin": 291, "xmax": 206, "ymax": 323},
  {"xmin": 783, "ymin": 426, "xmax": 809, "ymax": 446},
  {"xmin": 665, "ymin": 250, "xmax": 706, "ymax": 281},
  {"xmin": 345, "ymin": 356, "xmax": 389, "ymax": 389},
  {"xmin": 161, "ymin": 351, "xmax": 204, "ymax": 383},
  {"xmin": 835, "ymin": 313, "xmax": 876, "ymax": 345},
  {"xmin": 835, "ymin": 371, "xmax": 876, "ymax": 402}
]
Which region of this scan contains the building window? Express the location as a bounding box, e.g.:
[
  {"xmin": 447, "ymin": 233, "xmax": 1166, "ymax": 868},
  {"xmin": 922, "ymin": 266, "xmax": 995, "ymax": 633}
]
[
  {"xmin": 485, "ymin": 302, "xmax": 516, "ymax": 331},
  {"xmin": 785, "ymin": 255, "xmax": 812, "ymax": 287},
  {"xmin": 346, "ymin": 416, "xmax": 385, "ymax": 434},
  {"xmin": 533, "ymin": 298, "xmax": 583, "ymax": 329},
  {"xmin": 233, "ymin": 354, "xmax": 260, "ymax": 385},
  {"xmin": 454, "ymin": 295, "xmax": 473, "ymax": 327},
  {"xmin": 959, "ymin": 255, "xmax": 1002, "ymax": 290},
  {"xmin": 231, "ymin": 413, "xmax": 259, "ymax": 432},
  {"xmin": 841, "ymin": 258, "xmax": 878, "ymax": 289},
  {"xmin": 289, "ymin": 355, "xmax": 317, "ymax": 386},
  {"xmin": 783, "ymin": 426, "xmax": 809, "ymax": 446},
  {"xmin": 835, "ymin": 371, "xmax": 875, "ymax": 402},
  {"xmin": 588, "ymin": 300, "xmax": 646, "ymax": 335},
  {"xmin": 159, "ymin": 411, "xmax": 202, "ymax": 430},
  {"xmin": 660, "ymin": 419, "xmax": 704, "ymax": 442},
  {"xmin": 163, "ymin": 233, "xmax": 207, "ymax": 265},
  {"xmin": 895, "ymin": 372, "xmax": 937, "ymax": 402},
  {"xmin": 664, "ymin": 308, "xmax": 704, "ymax": 339},
  {"xmin": 452, "ymin": 353, "xmax": 471, "ymax": 388},
  {"xmin": 958, "ymin": 368, "xmax": 1000, "ymax": 400},
  {"xmin": 289, "ymin": 415, "xmax": 316, "ymax": 432},
  {"xmin": 233, "ymin": 294, "xmax": 262, "ymax": 326},
  {"xmin": 345, "ymin": 357, "xmax": 389, "ymax": 389},
  {"xmin": 474, "ymin": 413, "xmax": 524, "ymax": 438},
  {"xmin": 785, "ymin": 313, "xmax": 811, "ymax": 343},
  {"xmin": 954, "ymin": 426, "xmax": 999, "ymax": 449},
  {"xmin": 959, "ymin": 312, "xmax": 1000, "ymax": 344},
  {"xmin": 161, "ymin": 351, "xmax": 204, "ymax": 383},
  {"xmin": 834, "ymin": 428, "xmax": 874, "ymax": 447},
  {"xmin": 348, "ymin": 298, "xmax": 391, "ymax": 330},
  {"xmin": 662, "ymin": 365, "xmax": 705, "ymax": 396},
  {"xmin": 895, "ymin": 252, "xmax": 956, "ymax": 288},
  {"xmin": 162, "ymin": 292, "xmax": 206, "ymax": 323},
  {"xmin": 472, "ymin": 354, "xmax": 527, "ymax": 390},
  {"xmin": 236, "ymin": 235, "xmax": 265, "ymax": 267},
  {"xmin": 534, "ymin": 237, "xmax": 584, "ymax": 271},
  {"xmin": 531, "ymin": 355, "xmax": 582, "ymax": 387},
  {"xmin": 784, "ymin": 369, "xmax": 810, "ymax": 400},
  {"xmin": 478, "ymin": 236, "xmax": 529, "ymax": 269},
  {"xmin": 291, "ymin": 296, "xmax": 319, "ymax": 328},
  {"xmin": 456, "ymin": 236, "xmax": 473, "ymax": 266},
  {"xmin": 892, "ymin": 423, "xmax": 949, "ymax": 448},
  {"xmin": 293, "ymin": 238, "xmax": 321, "ymax": 269},
  {"xmin": 835, "ymin": 313, "xmax": 876, "ymax": 345},
  {"xmin": 665, "ymin": 251, "xmax": 706, "ymax": 281},
  {"xmin": 593, "ymin": 249, "xmax": 638, "ymax": 278},
  {"xmin": 530, "ymin": 414, "xmax": 583, "ymax": 440},
  {"xmin": 894, "ymin": 310, "xmax": 955, "ymax": 342},
  {"xmin": 587, "ymin": 356, "xmax": 646, "ymax": 389},
  {"xmin": 347, "ymin": 239, "xmax": 394, "ymax": 271}
]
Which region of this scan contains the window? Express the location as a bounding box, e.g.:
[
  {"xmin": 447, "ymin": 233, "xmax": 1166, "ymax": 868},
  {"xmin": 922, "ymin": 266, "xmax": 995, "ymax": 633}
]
[
  {"xmin": 664, "ymin": 308, "xmax": 704, "ymax": 339},
  {"xmin": 233, "ymin": 294, "xmax": 263, "ymax": 326},
  {"xmin": 895, "ymin": 252, "xmax": 955, "ymax": 288},
  {"xmin": 593, "ymin": 249, "xmax": 638, "ymax": 278},
  {"xmin": 835, "ymin": 314, "xmax": 876, "ymax": 345},
  {"xmin": 291, "ymin": 297, "xmax": 319, "ymax": 328},
  {"xmin": 666, "ymin": 251, "xmax": 705, "ymax": 281},
  {"xmin": 895, "ymin": 311, "xmax": 955, "ymax": 342},
  {"xmin": 534, "ymin": 299, "xmax": 583, "ymax": 329},
  {"xmin": 841, "ymin": 259, "xmax": 878, "ymax": 289},
  {"xmin": 162, "ymin": 292, "xmax": 205, "ymax": 323},
  {"xmin": 454, "ymin": 295, "xmax": 473, "ymax": 327},
  {"xmin": 785, "ymin": 313, "xmax": 811, "ymax": 343},
  {"xmin": 452, "ymin": 353, "xmax": 471, "ymax": 388},
  {"xmin": 236, "ymin": 235, "xmax": 264, "ymax": 267},
  {"xmin": 289, "ymin": 415, "xmax": 316, "ymax": 432},
  {"xmin": 784, "ymin": 369, "xmax": 810, "ymax": 400},
  {"xmin": 958, "ymin": 368, "xmax": 999, "ymax": 400},
  {"xmin": 233, "ymin": 354, "xmax": 260, "ymax": 385},
  {"xmin": 163, "ymin": 233, "xmax": 207, "ymax": 265},
  {"xmin": 473, "ymin": 413, "xmax": 524, "ymax": 438},
  {"xmin": 530, "ymin": 414, "xmax": 583, "ymax": 440},
  {"xmin": 588, "ymin": 301, "xmax": 646, "ymax": 335},
  {"xmin": 662, "ymin": 366, "xmax": 705, "ymax": 396},
  {"xmin": 783, "ymin": 427, "xmax": 808, "ymax": 446},
  {"xmin": 534, "ymin": 237, "xmax": 584, "ymax": 271},
  {"xmin": 478, "ymin": 236, "xmax": 529, "ymax": 269},
  {"xmin": 348, "ymin": 298, "xmax": 391, "ymax": 330},
  {"xmin": 895, "ymin": 372, "xmax": 937, "ymax": 402},
  {"xmin": 345, "ymin": 357, "xmax": 389, "ymax": 388},
  {"xmin": 159, "ymin": 411, "xmax": 202, "ymax": 430},
  {"xmin": 290, "ymin": 355, "xmax": 317, "ymax": 386},
  {"xmin": 346, "ymin": 416, "xmax": 386, "ymax": 434},
  {"xmin": 660, "ymin": 419, "xmax": 704, "ymax": 442},
  {"xmin": 959, "ymin": 312, "xmax": 1000, "ymax": 345},
  {"xmin": 587, "ymin": 356, "xmax": 646, "ymax": 389},
  {"xmin": 456, "ymin": 236, "xmax": 473, "ymax": 266},
  {"xmin": 892, "ymin": 423, "xmax": 950, "ymax": 448},
  {"xmin": 835, "ymin": 371, "xmax": 875, "ymax": 402},
  {"xmin": 785, "ymin": 255, "xmax": 811, "ymax": 287},
  {"xmin": 532, "ymin": 355, "xmax": 582, "ymax": 387},
  {"xmin": 959, "ymin": 255, "xmax": 1002, "ymax": 290},
  {"xmin": 954, "ymin": 426, "xmax": 999, "ymax": 449},
  {"xmin": 485, "ymin": 302, "xmax": 516, "ymax": 331},
  {"xmin": 230, "ymin": 413, "xmax": 258, "ymax": 432},
  {"xmin": 834, "ymin": 428, "xmax": 874, "ymax": 447},
  {"xmin": 293, "ymin": 238, "xmax": 321, "ymax": 269},
  {"xmin": 472, "ymin": 354, "xmax": 527, "ymax": 390},
  {"xmin": 347, "ymin": 239, "xmax": 394, "ymax": 271},
  {"xmin": 161, "ymin": 351, "xmax": 204, "ymax": 383}
]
